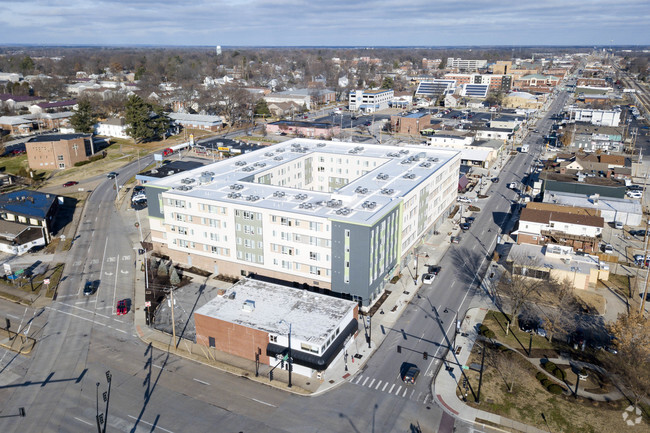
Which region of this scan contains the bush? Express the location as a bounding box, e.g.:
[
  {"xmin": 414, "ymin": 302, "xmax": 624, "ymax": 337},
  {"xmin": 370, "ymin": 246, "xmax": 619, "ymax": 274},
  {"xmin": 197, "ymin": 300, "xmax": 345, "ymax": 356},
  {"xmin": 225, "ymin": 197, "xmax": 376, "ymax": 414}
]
[
  {"xmin": 547, "ymin": 384, "xmax": 564, "ymax": 395},
  {"xmin": 468, "ymin": 205, "xmax": 481, "ymax": 212},
  {"xmin": 483, "ymin": 329, "xmax": 495, "ymax": 339},
  {"xmin": 479, "ymin": 324, "xmax": 495, "ymax": 338},
  {"xmin": 553, "ymin": 368, "xmax": 566, "ymax": 381},
  {"xmin": 536, "ymin": 372, "xmax": 547, "ymax": 381},
  {"xmin": 543, "ymin": 361, "xmax": 556, "ymax": 373},
  {"xmin": 74, "ymin": 160, "xmax": 91, "ymax": 167},
  {"xmin": 541, "ymin": 379, "xmax": 552, "ymax": 388}
]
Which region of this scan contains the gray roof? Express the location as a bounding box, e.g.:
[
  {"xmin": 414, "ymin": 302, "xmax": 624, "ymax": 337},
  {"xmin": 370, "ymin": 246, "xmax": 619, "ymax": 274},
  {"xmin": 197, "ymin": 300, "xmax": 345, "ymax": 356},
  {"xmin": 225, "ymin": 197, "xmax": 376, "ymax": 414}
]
[
  {"xmin": 194, "ymin": 278, "xmax": 356, "ymax": 344},
  {"xmin": 0, "ymin": 189, "xmax": 57, "ymax": 219}
]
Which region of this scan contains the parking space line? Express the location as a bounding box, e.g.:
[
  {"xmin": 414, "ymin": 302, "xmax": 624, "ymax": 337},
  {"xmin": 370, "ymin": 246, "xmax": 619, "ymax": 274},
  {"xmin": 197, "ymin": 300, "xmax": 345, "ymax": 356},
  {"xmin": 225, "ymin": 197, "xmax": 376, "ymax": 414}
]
[{"xmin": 74, "ymin": 417, "xmax": 93, "ymax": 426}]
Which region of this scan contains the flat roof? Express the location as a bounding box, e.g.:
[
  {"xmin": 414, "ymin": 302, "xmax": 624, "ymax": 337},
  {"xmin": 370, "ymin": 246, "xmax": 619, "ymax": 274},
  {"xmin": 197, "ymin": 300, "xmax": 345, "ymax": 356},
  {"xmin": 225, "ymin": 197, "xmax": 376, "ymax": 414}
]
[
  {"xmin": 0, "ymin": 189, "xmax": 57, "ymax": 219},
  {"xmin": 149, "ymin": 138, "xmax": 460, "ymax": 226},
  {"xmin": 194, "ymin": 279, "xmax": 356, "ymax": 344},
  {"xmin": 401, "ymin": 112, "xmax": 429, "ymax": 119},
  {"xmin": 270, "ymin": 120, "xmax": 334, "ymax": 129},
  {"xmin": 29, "ymin": 133, "xmax": 89, "ymax": 143},
  {"xmin": 507, "ymin": 243, "xmax": 600, "ymax": 274},
  {"xmin": 543, "ymin": 191, "xmax": 641, "ymax": 214}
]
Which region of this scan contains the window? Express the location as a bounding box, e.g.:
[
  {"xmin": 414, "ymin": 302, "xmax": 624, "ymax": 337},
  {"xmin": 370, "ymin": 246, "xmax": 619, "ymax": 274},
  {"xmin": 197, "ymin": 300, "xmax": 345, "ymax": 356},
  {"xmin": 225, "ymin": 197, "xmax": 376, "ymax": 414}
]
[
  {"xmin": 270, "ymin": 335, "xmax": 277, "ymax": 343},
  {"xmin": 208, "ymin": 337, "xmax": 215, "ymax": 348},
  {"xmin": 57, "ymin": 155, "xmax": 64, "ymax": 161}
]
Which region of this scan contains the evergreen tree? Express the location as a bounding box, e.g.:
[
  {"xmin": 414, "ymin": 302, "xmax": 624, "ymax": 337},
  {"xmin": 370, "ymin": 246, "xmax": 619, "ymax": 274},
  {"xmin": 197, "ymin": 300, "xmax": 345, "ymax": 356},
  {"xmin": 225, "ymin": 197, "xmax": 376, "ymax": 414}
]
[
  {"xmin": 70, "ymin": 99, "xmax": 97, "ymax": 133},
  {"xmin": 125, "ymin": 95, "xmax": 170, "ymax": 143},
  {"xmin": 254, "ymin": 99, "xmax": 271, "ymax": 118},
  {"xmin": 381, "ymin": 76, "xmax": 394, "ymax": 89},
  {"xmin": 169, "ymin": 267, "xmax": 181, "ymax": 285},
  {"xmin": 157, "ymin": 261, "xmax": 168, "ymax": 277}
]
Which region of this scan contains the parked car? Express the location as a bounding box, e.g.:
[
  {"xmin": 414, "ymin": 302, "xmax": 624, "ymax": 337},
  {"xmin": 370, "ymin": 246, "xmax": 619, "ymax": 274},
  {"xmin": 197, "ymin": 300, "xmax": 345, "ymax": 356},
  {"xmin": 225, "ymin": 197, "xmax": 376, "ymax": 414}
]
[
  {"xmin": 602, "ymin": 244, "xmax": 613, "ymax": 254},
  {"xmin": 450, "ymin": 236, "xmax": 461, "ymax": 244},
  {"xmin": 465, "ymin": 217, "xmax": 475, "ymax": 224},
  {"xmin": 491, "ymin": 177, "xmax": 499, "ymax": 183},
  {"xmin": 116, "ymin": 299, "xmax": 128, "ymax": 315},
  {"xmin": 614, "ymin": 221, "xmax": 624, "ymax": 229},
  {"xmin": 507, "ymin": 182, "xmax": 517, "ymax": 189},
  {"xmin": 428, "ymin": 265, "xmax": 441, "ymax": 275},
  {"xmin": 626, "ymin": 191, "xmax": 642, "ymax": 199},
  {"xmin": 63, "ymin": 181, "xmax": 79, "ymax": 187},
  {"xmin": 457, "ymin": 196, "xmax": 471, "ymax": 203},
  {"xmin": 460, "ymin": 223, "xmax": 470, "ymax": 231},
  {"xmin": 107, "ymin": 172, "xmax": 118, "ymax": 179},
  {"xmin": 634, "ymin": 254, "xmax": 645, "ymax": 266}
]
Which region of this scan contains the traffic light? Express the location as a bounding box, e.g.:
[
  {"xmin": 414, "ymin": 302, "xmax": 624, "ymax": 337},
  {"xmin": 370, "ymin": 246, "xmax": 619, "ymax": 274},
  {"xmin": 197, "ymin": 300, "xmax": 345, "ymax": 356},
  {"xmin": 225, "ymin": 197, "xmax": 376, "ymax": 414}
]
[
  {"xmin": 269, "ymin": 371, "xmax": 273, "ymax": 381},
  {"xmin": 397, "ymin": 345, "xmax": 401, "ymax": 353},
  {"xmin": 423, "ymin": 351, "xmax": 428, "ymax": 360},
  {"xmin": 281, "ymin": 360, "xmax": 284, "ymax": 369}
]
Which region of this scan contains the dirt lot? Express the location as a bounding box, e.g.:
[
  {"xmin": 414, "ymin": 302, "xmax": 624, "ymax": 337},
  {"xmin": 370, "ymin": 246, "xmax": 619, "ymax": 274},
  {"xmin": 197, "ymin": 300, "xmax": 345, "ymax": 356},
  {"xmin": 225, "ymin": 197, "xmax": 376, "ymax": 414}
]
[{"xmin": 461, "ymin": 343, "xmax": 649, "ymax": 433}]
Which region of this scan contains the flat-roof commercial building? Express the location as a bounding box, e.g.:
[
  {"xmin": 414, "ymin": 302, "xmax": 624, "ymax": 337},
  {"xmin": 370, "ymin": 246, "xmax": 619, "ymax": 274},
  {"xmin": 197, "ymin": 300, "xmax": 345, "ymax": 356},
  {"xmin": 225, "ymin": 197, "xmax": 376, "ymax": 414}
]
[
  {"xmin": 445, "ymin": 58, "xmax": 488, "ymax": 72},
  {"xmin": 194, "ymin": 279, "xmax": 358, "ymax": 377},
  {"xmin": 145, "ymin": 138, "xmax": 460, "ymax": 308},
  {"xmin": 348, "ymin": 89, "xmax": 394, "ymax": 113},
  {"xmin": 0, "ymin": 189, "xmax": 59, "ymax": 254}
]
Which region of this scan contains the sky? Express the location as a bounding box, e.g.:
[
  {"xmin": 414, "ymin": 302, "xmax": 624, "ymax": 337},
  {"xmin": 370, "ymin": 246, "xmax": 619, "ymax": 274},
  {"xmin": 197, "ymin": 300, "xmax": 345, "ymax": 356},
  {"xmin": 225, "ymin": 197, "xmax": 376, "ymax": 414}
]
[{"xmin": 1, "ymin": 0, "xmax": 649, "ymax": 47}]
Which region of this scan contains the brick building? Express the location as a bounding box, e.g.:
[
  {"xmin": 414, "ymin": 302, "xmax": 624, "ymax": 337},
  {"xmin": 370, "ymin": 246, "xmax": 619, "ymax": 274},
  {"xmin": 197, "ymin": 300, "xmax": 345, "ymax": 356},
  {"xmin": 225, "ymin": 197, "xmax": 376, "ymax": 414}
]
[
  {"xmin": 194, "ymin": 279, "xmax": 358, "ymax": 378},
  {"xmin": 390, "ymin": 112, "xmax": 432, "ymax": 135},
  {"xmin": 25, "ymin": 133, "xmax": 95, "ymax": 170}
]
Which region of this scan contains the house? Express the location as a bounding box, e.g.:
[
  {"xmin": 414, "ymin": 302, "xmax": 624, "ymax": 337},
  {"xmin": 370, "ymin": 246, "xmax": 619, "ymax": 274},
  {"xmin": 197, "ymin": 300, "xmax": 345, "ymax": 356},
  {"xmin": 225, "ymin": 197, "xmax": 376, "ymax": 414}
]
[
  {"xmin": 505, "ymin": 243, "xmax": 608, "ymax": 290},
  {"xmin": 0, "ymin": 189, "xmax": 59, "ymax": 255},
  {"xmin": 266, "ymin": 101, "xmax": 304, "ymax": 118},
  {"xmin": 95, "ymin": 118, "xmax": 129, "ymax": 139},
  {"xmin": 167, "ymin": 113, "xmax": 223, "ymax": 132},
  {"xmin": 474, "ymin": 127, "xmax": 513, "ymax": 141},
  {"xmin": 515, "ymin": 203, "xmax": 604, "ymax": 253},
  {"xmin": 25, "ymin": 133, "xmax": 95, "ymax": 170},
  {"xmin": 194, "ymin": 279, "xmax": 358, "ymax": 378},
  {"xmin": 29, "ymin": 100, "xmax": 77, "ymax": 115},
  {"xmin": 0, "ymin": 94, "xmax": 46, "ymax": 110},
  {"xmin": 265, "ymin": 120, "xmax": 340, "ymax": 138},
  {"xmin": 0, "ymin": 115, "xmax": 36, "ymax": 134}
]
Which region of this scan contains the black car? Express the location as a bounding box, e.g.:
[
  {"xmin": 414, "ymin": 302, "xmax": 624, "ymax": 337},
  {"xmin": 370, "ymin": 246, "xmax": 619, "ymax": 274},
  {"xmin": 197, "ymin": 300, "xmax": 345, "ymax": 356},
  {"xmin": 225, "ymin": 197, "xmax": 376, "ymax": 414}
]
[
  {"xmin": 465, "ymin": 217, "xmax": 475, "ymax": 224},
  {"xmin": 491, "ymin": 177, "xmax": 499, "ymax": 183},
  {"xmin": 83, "ymin": 281, "xmax": 96, "ymax": 296},
  {"xmin": 428, "ymin": 265, "xmax": 441, "ymax": 275},
  {"xmin": 460, "ymin": 223, "xmax": 470, "ymax": 231},
  {"xmin": 107, "ymin": 172, "xmax": 118, "ymax": 179}
]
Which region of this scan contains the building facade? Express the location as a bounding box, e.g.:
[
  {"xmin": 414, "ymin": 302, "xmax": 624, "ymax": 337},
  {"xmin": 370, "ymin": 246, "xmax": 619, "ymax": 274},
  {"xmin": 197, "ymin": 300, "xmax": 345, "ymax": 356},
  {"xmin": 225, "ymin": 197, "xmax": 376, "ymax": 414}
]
[
  {"xmin": 145, "ymin": 139, "xmax": 460, "ymax": 308},
  {"xmin": 25, "ymin": 133, "xmax": 94, "ymax": 170},
  {"xmin": 445, "ymin": 58, "xmax": 487, "ymax": 71},
  {"xmin": 348, "ymin": 89, "xmax": 394, "ymax": 112}
]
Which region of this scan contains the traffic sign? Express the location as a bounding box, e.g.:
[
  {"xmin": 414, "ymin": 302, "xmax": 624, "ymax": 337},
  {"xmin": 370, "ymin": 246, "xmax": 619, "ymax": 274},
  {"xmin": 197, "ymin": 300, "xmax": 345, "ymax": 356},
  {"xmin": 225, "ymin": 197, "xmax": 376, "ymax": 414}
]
[
  {"xmin": 462, "ymin": 365, "xmax": 469, "ymax": 370},
  {"xmin": 43, "ymin": 279, "xmax": 50, "ymax": 285},
  {"xmin": 15, "ymin": 269, "xmax": 24, "ymax": 275},
  {"xmin": 144, "ymin": 301, "xmax": 151, "ymax": 307}
]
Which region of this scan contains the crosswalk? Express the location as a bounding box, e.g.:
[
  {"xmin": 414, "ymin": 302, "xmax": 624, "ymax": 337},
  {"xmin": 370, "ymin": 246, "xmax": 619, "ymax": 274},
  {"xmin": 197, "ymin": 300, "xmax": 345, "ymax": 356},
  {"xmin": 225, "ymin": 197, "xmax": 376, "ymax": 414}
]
[
  {"xmin": 349, "ymin": 373, "xmax": 431, "ymax": 403},
  {"xmin": 46, "ymin": 301, "xmax": 132, "ymax": 335}
]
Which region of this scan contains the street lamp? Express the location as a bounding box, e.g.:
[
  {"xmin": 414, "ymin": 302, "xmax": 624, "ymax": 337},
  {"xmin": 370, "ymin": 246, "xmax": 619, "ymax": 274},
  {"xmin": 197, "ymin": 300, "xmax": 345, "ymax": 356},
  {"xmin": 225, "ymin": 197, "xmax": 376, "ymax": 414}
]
[{"xmin": 278, "ymin": 319, "xmax": 292, "ymax": 388}]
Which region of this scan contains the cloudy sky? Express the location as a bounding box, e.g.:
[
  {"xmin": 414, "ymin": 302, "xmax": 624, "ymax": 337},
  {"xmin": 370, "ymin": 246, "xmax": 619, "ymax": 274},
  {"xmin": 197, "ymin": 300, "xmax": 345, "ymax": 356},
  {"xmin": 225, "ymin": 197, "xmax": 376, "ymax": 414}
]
[{"xmin": 1, "ymin": 0, "xmax": 648, "ymax": 46}]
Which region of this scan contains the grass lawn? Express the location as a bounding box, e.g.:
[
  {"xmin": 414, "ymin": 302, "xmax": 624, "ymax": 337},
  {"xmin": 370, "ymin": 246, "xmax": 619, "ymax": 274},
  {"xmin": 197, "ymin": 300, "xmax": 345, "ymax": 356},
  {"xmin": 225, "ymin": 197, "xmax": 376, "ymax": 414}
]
[
  {"xmin": 0, "ymin": 154, "xmax": 29, "ymax": 175},
  {"xmin": 482, "ymin": 310, "xmax": 555, "ymax": 352},
  {"xmin": 462, "ymin": 342, "xmax": 649, "ymax": 433}
]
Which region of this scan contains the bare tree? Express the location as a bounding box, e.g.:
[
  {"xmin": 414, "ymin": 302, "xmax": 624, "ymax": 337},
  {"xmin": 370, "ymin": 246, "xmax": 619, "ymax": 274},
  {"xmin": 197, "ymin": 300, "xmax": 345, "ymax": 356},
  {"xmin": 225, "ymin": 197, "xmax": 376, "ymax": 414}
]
[
  {"xmin": 494, "ymin": 256, "xmax": 544, "ymax": 335},
  {"xmin": 486, "ymin": 344, "xmax": 525, "ymax": 393},
  {"xmin": 607, "ymin": 310, "xmax": 650, "ymax": 408},
  {"xmin": 540, "ymin": 278, "xmax": 581, "ymax": 342}
]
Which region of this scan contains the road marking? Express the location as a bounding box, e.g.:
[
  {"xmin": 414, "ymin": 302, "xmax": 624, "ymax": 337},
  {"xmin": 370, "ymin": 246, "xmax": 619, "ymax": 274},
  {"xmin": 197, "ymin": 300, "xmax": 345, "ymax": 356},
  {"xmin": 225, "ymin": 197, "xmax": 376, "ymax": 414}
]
[
  {"xmin": 193, "ymin": 378, "xmax": 210, "ymax": 385},
  {"xmin": 249, "ymin": 398, "xmax": 277, "ymax": 408},
  {"xmin": 394, "ymin": 385, "xmax": 402, "ymax": 395},
  {"xmin": 362, "ymin": 377, "xmax": 369, "ymax": 386},
  {"xmin": 127, "ymin": 415, "xmax": 174, "ymax": 433},
  {"xmin": 74, "ymin": 417, "xmax": 93, "ymax": 426},
  {"xmin": 403, "ymin": 388, "xmax": 408, "ymax": 397},
  {"xmin": 112, "ymin": 256, "xmax": 119, "ymax": 312},
  {"xmin": 73, "ymin": 261, "xmax": 82, "ymax": 267},
  {"xmin": 354, "ymin": 375, "xmax": 362, "ymax": 384},
  {"xmin": 122, "ymin": 255, "xmax": 131, "ymax": 261},
  {"xmin": 410, "ymin": 389, "xmax": 415, "ymax": 398},
  {"xmin": 153, "ymin": 364, "xmax": 163, "ymax": 369},
  {"xmin": 90, "ymin": 259, "xmax": 99, "ymax": 265},
  {"xmin": 375, "ymin": 380, "xmax": 382, "ymax": 390},
  {"xmin": 6, "ymin": 314, "xmax": 20, "ymax": 320},
  {"xmin": 368, "ymin": 378, "xmax": 375, "ymax": 388},
  {"xmin": 60, "ymin": 302, "xmax": 111, "ymax": 319},
  {"xmin": 382, "ymin": 382, "xmax": 388, "ymax": 392},
  {"xmin": 417, "ymin": 392, "xmax": 422, "ymax": 401},
  {"xmin": 75, "ymin": 299, "xmax": 96, "ymax": 304},
  {"xmin": 107, "ymin": 257, "xmax": 116, "ymax": 262},
  {"xmin": 389, "ymin": 384, "xmax": 395, "ymax": 393}
]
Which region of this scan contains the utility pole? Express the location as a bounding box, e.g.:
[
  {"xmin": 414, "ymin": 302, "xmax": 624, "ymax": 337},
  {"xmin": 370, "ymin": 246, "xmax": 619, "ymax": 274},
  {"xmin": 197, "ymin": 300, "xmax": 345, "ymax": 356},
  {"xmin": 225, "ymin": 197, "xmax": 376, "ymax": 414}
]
[{"xmin": 170, "ymin": 287, "xmax": 177, "ymax": 348}]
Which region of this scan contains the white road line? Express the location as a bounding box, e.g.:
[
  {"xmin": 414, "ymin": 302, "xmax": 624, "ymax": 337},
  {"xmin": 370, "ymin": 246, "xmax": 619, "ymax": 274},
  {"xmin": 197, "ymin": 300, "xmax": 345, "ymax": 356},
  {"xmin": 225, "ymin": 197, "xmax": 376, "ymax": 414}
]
[
  {"xmin": 375, "ymin": 380, "xmax": 382, "ymax": 390},
  {"xmin": 60, "ymin": 302, "xmax": 110, "ymax": 319},
  {"xmin": 402, "ymin": 388, "xmax": 408, "ymax": 397},
  {"xmin": 74, "ymin": 417, "xmax": 93, "ymax": 426},
  {"xmin": 354, "ymin": 375, "xmax": 362, "ymax": 384},
  {"xmin": 410, "ymin": 389, "xmax": 415, "ymax": 398},
  {"xmin": 389, "ymin": 383, "xmax": 395, "ymax": 394},
  {"xmin": 46, "ymin": 307, "xmax": 96, "ymax": 324},
  {"xmin": 362, "ymin": 377, "xmax": 369, "ymax": 386},
  {"xmin": 382, "ymin": 382, "xmax": 388, "ymax": 392},
  {"xmin": 127, "ymin": 415, "xmax": 174, "ymax": 433},
  {"xmin": 394, "ymin": 385, "xmax": 402, "ymax": 395},
  {"xmin": 75, "ymin": 299, "xmax": 96, "ymax": 304},
  {"xmin": 112, "ymin": 254, "xmax": 119, "ymax": 312},
  {"xmin": 6, "ymin": 314, "xmax": 20, "ymax": 320},
  {"xmin": 249, "ymin": 398, "xmax": 277, "ymax": 408},
  {"xmin": 368, "ymin": 378, "xmax": 375, "ymax": 388},
  {"xmin": 193, "ymin": 378, "xmax": 210, "ymax": 385},
  {"xmin": 417, "ymin": 392, "xmax": 422, "ymax": 402},
  {"xmin": 153, "ymin": 364, "xmax": 163, "ymax": 369}
]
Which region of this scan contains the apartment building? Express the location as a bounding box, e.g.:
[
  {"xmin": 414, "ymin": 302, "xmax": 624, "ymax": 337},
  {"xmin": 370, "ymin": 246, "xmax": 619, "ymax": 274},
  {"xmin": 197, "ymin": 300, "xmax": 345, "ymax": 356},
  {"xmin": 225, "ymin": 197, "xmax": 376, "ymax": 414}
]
[
  {"xmin": 444, "ymin": 74, "xmax": 512, "ymax": 93},
  {"xmin": 145, "ymin": 139, "xmax": 461, "ymax": 308},
  {"xmin": 348, "ymin": 89, "xmax": 394, "ymax": 112},
  {"xmin": 566, "ymin": 107, "xmax": 621, "ymax": 127},
  {"xmin": 445, "ymin": 58, "xmax": 487, "ymax": 71}
]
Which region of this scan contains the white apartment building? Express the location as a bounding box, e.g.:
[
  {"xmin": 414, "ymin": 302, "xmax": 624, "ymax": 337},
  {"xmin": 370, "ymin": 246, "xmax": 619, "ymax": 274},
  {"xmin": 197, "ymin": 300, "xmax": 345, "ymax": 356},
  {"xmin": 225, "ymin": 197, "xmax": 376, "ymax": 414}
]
[
  {"xmin": 94, "ymin": 118, "xmax": 129, "ymax": 139},
  {"xmin": 144, "ymin": 139, "xmax": 460, "ymax": 308},
  {"xmin": 348, "ymin": 89, "xmax": 394, "ymax": 113},
  {"xmin": 446, "ymin": 58, "xmax": 488, "ymax": 71}
]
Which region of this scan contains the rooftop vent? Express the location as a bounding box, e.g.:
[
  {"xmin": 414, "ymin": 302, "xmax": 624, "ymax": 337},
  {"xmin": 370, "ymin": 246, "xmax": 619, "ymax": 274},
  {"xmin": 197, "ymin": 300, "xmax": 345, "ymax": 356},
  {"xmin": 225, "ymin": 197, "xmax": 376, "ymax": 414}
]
[
  {"xmin": 376, "ymin": 173, "xmax": 389, "ymax": 180},
  {"xmin": 234, "ymin": 160, "xmax": 247, "ymax": 166},
  {"xmin": 317, "ymin": 142, "xmax": 326, "ymax": 147},
  {"xmin": 272, "ymin": 191, "xmax": 286, "ymax": 198},
  {"xmin": 381, "ymin": 188, "xmax": 395, "ymax": 195},
  {"xmin": 355, "ymin": 186, "xmax": 369, "ymax": 194},
  {"xmin": 403, "ymin": 173, "xmax": 416, "ymax": 179},
  {"xmin": 419, "ymin": 162, "xmax": 432, "ymax": 168},
  {"xmin": 246, "ymin": 195, "xmax": 260, "ymax": 201},
  {"xmin": 230, "ymin": 184, "xmax": 244, "ymax": 190},
  {"xmin": 326, "ymin": 199, "xmax": 343, "ymax": 208},
  {"xmin": 362, "ymin": 201, "xmax": 377, "ymax": 209},
  {"xmin": 242, "ymin": 300, "xmax": 255, "ymax": 312},
  {"xmin": 294, "ymin": 193, "xmax": 308, "ymax": 200}
]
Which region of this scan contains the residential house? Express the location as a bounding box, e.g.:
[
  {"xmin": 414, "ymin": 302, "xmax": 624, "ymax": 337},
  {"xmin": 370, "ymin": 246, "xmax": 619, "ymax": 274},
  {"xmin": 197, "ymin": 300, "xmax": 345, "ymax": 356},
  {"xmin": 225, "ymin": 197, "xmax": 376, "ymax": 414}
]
[{"xmin": 95, "ymin": 118, "xmax": 129, "ymax": 139}]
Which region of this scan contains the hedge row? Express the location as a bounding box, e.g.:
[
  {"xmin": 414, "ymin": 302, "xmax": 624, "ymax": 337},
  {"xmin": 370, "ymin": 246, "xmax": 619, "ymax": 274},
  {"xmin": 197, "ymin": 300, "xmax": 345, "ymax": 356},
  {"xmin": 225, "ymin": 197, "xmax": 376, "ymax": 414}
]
[
  {"xmin": 74, "ymin": 151, "xmax": 107, "ymax": 167},
  {"xmin": 536, "ymin": 371, "xmax": 566, "ymax": 394},
  {"xmin": 478, "ymin": 324, "xmax": 495, "ymax": 339},
  {"xmin": 543, "ymin": 361, "xmax": 566, "ymax": 381}
]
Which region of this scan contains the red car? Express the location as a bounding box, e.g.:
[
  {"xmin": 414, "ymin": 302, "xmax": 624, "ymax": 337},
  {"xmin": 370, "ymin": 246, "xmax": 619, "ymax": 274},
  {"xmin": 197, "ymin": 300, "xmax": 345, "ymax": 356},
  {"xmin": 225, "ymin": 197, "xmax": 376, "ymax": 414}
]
[
  {"xmin": 63, "ymin": 181, "xmax": 79, "ymax": 187},
  {"xmin": 116, "ymin": 300, "xmax": 128, "ymax": 315}
]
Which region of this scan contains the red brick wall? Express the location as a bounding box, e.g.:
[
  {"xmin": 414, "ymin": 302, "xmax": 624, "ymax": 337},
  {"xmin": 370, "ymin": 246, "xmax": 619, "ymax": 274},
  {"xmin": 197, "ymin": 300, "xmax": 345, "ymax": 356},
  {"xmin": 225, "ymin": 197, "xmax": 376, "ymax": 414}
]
[{"xmin": 195, "ymin": 314, "xmax": 270, "ymax": 364}]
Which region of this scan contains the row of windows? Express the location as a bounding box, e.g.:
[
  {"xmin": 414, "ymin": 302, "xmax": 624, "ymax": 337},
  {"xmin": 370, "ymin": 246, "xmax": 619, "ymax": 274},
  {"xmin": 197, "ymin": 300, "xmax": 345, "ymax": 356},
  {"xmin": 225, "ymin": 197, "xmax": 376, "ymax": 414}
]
[{"xmin": 271, "ymin": 259, "xmax": 330, "ymax": 276}]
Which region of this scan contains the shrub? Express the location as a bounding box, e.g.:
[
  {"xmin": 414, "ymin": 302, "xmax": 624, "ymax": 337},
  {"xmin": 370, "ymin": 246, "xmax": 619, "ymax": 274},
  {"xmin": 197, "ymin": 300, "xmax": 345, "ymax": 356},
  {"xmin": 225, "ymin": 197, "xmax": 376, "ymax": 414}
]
[
  {"xmin": 468, "ymin": 205, "xmax": 481, "ymax": 212},
  {"xmin": 536, "ymin": 372, "xmax": 547, "ymax": 381},
  {"xmin": 553, "ymin": 368, "xmax": 566, "ymax": 381},
  {"xmin": 543, "ymin": 361, "xmax": 556, "ymax": 373},
  {"xmin": 547, "ymin": 384, "xmax": 564, "ymax": 395},
  {"xmin": 483, "ymin": 329, "xmax": 495, "ymax": 339},
  {"xmin": 74, "ymin": 160, "xmax": 91, "ymax": 167},
  {"xmin": 541, "ymin": 379, "xmax": 552, "ymax": 388},
  {"xmin": 390, "ymin": 275, "xmax": 401, "ymax": 284}
]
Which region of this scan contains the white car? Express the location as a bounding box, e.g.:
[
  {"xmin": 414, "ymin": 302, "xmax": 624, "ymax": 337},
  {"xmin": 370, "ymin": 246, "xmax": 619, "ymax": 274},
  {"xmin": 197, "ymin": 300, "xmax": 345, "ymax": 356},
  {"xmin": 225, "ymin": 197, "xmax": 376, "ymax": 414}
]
[
  {"xmin": 457, "ymin": 196, "xmax": 472, "ymax": 203},
  {"xmin": 422, "ymin": 273, "xmax": 435, "ymax": 284},
  {"xmin": 627, "ymin": 191, "xmax": 643, "ymax": 199}
]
